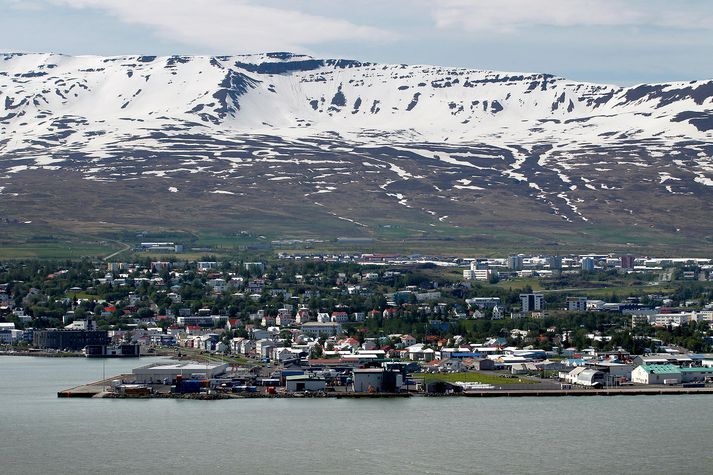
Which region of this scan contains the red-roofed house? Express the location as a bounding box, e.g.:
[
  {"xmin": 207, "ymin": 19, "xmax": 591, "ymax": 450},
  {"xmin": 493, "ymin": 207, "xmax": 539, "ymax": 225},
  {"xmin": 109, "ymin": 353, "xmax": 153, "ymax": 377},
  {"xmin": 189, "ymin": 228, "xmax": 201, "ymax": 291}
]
[
  {"xmin": 331, "ymin": 311, "xmax": 349, "ymax": 323},
  {"xmin": 401, "ymin": 334, "xmax": 417, "ymax": 346},
  {"xmin": 383, "ymin": 308, "xmax": 397, "ymax": 318}
]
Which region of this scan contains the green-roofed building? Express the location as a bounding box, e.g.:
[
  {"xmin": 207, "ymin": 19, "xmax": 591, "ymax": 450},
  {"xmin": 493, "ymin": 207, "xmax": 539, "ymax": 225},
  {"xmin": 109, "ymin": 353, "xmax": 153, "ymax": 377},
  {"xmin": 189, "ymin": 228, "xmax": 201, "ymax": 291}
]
[
  {"xmin": 631, "ymin": 364, "xmax": 681, "ymax": 385},
  {"xmin": 633, "ymin": 364, "xmax": 713, "ymax": 385},
  {"xmin": 680, "ymin": 367, "xmax": 713, "ymax": 383}
]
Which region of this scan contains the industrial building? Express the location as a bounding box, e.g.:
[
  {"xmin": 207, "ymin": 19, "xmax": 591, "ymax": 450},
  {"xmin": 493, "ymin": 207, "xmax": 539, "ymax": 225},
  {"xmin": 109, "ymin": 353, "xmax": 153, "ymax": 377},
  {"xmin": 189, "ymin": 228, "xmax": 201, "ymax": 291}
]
[
  {"xmin": 131, "ymin": 362, "xmax": 228, "ymax": 384},
  {"xmin": 632, "ymin": 364, "xmax": 713, "ymax": 385},
  {"xmin": 352, "ymin": 368, "xmax": 404, "ymax": 393},
  {"xmin": 83, "ymin": 344, "xmax": 141, "ymax": 358},
  {"xmin": 32, "ymin": 329, "xmax": 109, "ymax": 351},
  {"xmin": 285, "ymin": 375, "xmax": 327, "ymax": 392}
]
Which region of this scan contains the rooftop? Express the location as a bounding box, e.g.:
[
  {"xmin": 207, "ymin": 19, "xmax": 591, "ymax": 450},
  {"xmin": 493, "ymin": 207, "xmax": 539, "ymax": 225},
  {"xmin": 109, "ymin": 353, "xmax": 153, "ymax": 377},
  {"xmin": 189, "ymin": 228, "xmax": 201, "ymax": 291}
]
[{"xmin": 639, "ymin": 364, "xmax": 681, "ymax": 374}]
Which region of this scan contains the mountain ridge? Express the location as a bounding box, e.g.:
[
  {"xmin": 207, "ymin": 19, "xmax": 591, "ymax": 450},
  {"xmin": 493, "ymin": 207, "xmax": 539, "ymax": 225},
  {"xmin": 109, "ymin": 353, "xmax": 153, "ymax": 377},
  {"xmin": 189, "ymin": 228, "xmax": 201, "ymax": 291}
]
[{"xmin": 0, "ymin": 52, "xmax": 712, "ymax": 253}]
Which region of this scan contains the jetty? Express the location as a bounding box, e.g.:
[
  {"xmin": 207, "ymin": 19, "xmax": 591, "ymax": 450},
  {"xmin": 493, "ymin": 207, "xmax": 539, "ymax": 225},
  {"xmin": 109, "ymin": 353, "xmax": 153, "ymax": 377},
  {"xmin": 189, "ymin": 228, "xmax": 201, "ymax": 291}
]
[{"xmin": 57, "ymin": 374, "xmax": 132, "ymax": 398}]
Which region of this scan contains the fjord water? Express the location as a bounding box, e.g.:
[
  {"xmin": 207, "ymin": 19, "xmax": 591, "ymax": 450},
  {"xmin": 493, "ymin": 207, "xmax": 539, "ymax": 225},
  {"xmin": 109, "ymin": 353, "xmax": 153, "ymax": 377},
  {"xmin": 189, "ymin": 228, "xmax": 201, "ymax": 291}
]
[{"xmin": 1, "ymin": 357, "xmax": 711, "ymax": 475}]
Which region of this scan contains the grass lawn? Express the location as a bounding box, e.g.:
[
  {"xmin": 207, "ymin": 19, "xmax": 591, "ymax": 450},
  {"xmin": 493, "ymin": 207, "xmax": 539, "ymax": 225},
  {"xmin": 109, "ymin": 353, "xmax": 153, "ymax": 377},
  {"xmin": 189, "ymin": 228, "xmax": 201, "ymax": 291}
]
[
  {"xmin": 65, "ymin": 291, "xmax": 103, "ymax": 300},
  {"xmin": 493, "ymin": 278, "xmax": 544, "ymax": 292},
  {"xmin": 414, "ymin": 372, "xmax": 536, "ymax": 385}
]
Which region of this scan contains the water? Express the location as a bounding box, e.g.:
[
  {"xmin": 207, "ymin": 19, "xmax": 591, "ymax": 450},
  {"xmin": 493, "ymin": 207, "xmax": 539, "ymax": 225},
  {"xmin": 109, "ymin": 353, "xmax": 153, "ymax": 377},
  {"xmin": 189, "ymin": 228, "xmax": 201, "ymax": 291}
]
[{"xmin": 1, "ymin": 356, "xmax": 712, "ymax": 474}]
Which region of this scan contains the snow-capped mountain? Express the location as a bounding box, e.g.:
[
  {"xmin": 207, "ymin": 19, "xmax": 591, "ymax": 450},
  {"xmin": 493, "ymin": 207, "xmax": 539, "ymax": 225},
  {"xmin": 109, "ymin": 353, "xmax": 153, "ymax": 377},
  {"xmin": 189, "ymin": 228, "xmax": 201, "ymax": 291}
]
[{"xmin": 1, "ymin": 52, "xmax": 712, "ymax": 246}]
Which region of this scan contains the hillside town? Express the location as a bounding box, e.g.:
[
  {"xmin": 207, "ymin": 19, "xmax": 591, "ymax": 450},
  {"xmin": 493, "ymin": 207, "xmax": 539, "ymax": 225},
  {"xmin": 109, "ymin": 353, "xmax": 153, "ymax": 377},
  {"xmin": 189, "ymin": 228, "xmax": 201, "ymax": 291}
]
[{"xmin": 3, "ymin": 253, "xmax": 713, "ymax": 395}]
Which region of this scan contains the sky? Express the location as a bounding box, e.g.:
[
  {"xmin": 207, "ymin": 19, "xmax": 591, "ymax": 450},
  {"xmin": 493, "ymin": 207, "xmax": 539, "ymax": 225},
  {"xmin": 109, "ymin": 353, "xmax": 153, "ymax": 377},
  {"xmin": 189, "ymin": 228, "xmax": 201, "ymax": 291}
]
[{"xmin": 2, "ymin": 0, "xmax": 713, "ymax": 85}]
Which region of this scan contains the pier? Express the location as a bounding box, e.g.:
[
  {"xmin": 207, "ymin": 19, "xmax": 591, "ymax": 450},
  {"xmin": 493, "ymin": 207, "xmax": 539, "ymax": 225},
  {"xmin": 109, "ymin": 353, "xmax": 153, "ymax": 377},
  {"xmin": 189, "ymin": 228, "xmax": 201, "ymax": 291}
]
[{"xmin": 461, "ymin": 387, "xmax": 713, "ymax": 397}]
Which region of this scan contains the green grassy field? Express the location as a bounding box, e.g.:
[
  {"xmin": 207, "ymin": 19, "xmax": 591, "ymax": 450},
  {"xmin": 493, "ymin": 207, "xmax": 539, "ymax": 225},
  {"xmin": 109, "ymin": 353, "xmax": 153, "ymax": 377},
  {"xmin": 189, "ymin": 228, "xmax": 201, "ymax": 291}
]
[
  {"xmin": 0, "ymin": 212, "xmax": 709, "ymax": 260},
  {"xmin": 0, "ymin": 242, "xmax": 120, "ymax": 260},
  {"xmin": 414, "ymin": 372, "xmax": 536, "ymax": 385}
]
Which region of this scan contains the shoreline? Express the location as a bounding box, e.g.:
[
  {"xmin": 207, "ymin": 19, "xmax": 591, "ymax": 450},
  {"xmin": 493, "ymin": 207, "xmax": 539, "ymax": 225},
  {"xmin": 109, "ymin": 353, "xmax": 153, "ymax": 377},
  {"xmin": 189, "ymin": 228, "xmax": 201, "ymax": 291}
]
[
  {"xmin": 59, "ymin": 388, "xmax": 713, "ymax": 399},
  {"xmin": 57, "ymin": 373, "xmax": 713, "ymax": 399},
  {"xmin": 1, "ymin": 350, "xmax": 84, "ymax": 358}
]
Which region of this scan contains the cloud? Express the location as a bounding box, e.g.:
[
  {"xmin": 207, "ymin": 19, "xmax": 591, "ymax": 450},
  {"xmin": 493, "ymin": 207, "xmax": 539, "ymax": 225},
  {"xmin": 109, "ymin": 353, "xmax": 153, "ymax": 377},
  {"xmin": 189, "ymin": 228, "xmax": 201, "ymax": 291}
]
[
  {"xmin": 3, "ymin": 0, "xmax": 45, "ymax": 11},
  {"xmin": 48, "ymin": 0, "xmax": 398, "ymax": 53},
  {"xmin": 430, "ymin": 0, "xmax": 713, "ymax": 33}
]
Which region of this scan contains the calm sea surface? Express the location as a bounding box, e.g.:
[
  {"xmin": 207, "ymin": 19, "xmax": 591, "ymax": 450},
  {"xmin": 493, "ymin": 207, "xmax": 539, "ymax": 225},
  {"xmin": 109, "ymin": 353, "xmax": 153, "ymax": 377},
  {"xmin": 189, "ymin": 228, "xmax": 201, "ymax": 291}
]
[{"xmin": 1, "ymin": 356, "xmax": 711, "ymax": 474}]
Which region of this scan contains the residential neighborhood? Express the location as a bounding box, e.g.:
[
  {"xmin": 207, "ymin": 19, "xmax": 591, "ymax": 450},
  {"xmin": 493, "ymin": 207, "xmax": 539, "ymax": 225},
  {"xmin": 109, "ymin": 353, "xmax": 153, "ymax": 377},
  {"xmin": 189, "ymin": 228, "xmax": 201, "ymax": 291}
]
[{"xmin": 2, "ymin": 253, "xmax": 713, "ymax": 396}]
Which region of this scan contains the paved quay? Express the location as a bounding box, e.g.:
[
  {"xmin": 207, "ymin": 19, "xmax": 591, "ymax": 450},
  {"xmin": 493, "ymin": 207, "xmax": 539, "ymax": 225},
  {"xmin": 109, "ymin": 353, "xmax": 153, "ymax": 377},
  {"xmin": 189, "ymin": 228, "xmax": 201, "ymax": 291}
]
[{"xmin": 462, "ymin": 387, "xmax": 713, "ymax": 397}]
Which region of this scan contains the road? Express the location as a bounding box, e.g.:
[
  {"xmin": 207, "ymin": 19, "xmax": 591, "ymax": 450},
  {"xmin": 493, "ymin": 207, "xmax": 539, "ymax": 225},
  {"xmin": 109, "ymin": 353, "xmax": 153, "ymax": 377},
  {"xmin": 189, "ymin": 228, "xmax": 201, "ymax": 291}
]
[{"xmin": 103, "ymin": 240, "xmax": 131, "ymax": 261}]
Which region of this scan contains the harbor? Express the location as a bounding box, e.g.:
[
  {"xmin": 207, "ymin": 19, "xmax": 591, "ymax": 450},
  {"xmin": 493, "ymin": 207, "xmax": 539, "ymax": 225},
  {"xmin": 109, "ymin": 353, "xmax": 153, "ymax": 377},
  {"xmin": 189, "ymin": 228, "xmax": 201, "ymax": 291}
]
[
  {"xmin": 5, "ymin": 355, "xmax": 713, "ymax": 475},
  {"xmin": 56, "ymin": 360, "xmax": 713, "ymax": 399}
]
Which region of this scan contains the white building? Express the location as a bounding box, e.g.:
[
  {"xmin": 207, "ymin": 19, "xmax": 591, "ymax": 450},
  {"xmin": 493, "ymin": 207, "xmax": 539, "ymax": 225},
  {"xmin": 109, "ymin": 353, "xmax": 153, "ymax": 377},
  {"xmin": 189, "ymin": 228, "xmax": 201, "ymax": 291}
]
[
  {"xmin": 300, "ymin": 322, "xmax": 342, "ymax": 337},
  {"xmin": 352, "ymin": 368, "xmax": 385, "ymax": 392},
  {"xmin": 567, "ymin": 297, "xmax": 588, "ymax": 312},
  {"xmin": 463, "ymin": 269, "xmax": 492, "ymax": 281},
  {"xmin": 286, "ymin": 375, "xmax": 326, "ymax": 392},
  {"xmin": 631, "ymin": 364, "xmax": 682, "ymax": 385},
  {"xmin": 520, "ymin": 293, "xmax": 544, "ymax": 312},
  {"xmin": 132, "ymin": 362, "xmax": 228, "ymax": 383}
]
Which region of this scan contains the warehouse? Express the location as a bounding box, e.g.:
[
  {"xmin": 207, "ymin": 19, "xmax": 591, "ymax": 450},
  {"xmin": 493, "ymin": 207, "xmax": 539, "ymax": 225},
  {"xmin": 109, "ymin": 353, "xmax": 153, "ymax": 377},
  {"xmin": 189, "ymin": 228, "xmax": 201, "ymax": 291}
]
[
  {"xmin": 352, "ymin": 368, "xmax": 385, "ymax": 392},
  {"xmin": 132, "ymin": 362, "xmax": 228, "ymax": 384},
  {"xmin": 631, "ymin": 364, "xmax": 682, "ymax": 385},
  {"xmin": 285, "ymin": 375, "xmax": 327, "ymax": 393}
]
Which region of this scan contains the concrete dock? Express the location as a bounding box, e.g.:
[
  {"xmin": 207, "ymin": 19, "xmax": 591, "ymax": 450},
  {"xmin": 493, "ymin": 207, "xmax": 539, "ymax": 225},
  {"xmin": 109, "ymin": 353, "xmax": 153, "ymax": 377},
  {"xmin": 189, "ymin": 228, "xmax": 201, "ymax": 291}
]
[
  {"xmin": 58, "ymin": 375, "xmax": 713, "ymax": 399},
  {"xmin": 57, "ymin": 374, "xmax": 131, "ymax": 398},
  {"xmin": 462, "ymin": 387, "xmax": 713, "ymax": 397}
]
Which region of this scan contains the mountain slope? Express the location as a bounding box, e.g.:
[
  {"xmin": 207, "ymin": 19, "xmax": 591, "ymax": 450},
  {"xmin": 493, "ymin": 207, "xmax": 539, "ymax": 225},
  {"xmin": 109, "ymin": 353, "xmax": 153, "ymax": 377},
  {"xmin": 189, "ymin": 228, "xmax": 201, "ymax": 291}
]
[{"xmin": 1, "ymin": 52, "xmax": 712, "ymax": 252}]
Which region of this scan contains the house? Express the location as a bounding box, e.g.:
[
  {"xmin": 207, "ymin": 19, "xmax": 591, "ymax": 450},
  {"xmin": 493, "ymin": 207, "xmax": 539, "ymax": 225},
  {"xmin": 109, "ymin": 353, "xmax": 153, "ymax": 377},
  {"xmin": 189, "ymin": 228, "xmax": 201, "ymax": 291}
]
[
  {"xmin": 437, "ymin": 358, "xmax": 466, "ymax": 372},
  {"xmin": 251, "ymin": 328, "xmax": 274, "ymax": 341},
  {"xmin": 331, "ymin": 311, "xmax": 349, "ymax": 323},
  {"xmin": 491, "ymin": 306, "xmax": 504, "ymax": 320},
  {"xmin": 405, "ymin": 344, "xmax": 435, "ymax": 362},
  {"xmin": 230, "ymin": 337, "xmax": 247, "ymax": 354},
  {"xmin": 362, "ymin": 339, "xmax": 378, "ymax": 351},
  {"xmin": 400, "ymin": 334, "xmax": 417, "ymax": 347},
  {"xmin": 240, "ymin": 339, "xmax": 257, "ymax": 356},
  {"xmin": 207, "ymin": 278, "xmax": 227, "ymax": 293},
  {"xmin": 336, "ymin": 337, "xmax": 360, "ymax": 352},
  {"xmin": 247, "ymin": 279, "xmax": 265, "ymax": 293},
  {"xmin": 273, "ymin": 347, "xmax": 304, "ymax": 362},
  {"xmin": 296, "ymin": 309, "xmax": 311, "ymax": 324},
  {"xmin": 276, "ymin": 309, "xmax": 294, "ymax": 327},
  {"xmin": 383, "ymin": 308, "xmax": 398, "ymax": 319}
]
